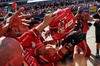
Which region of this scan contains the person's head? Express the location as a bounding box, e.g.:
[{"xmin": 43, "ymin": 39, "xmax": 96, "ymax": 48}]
[
  {"xmin": 49, "ymin": 8, "xmax": 75, "ymax": 40},
  {"xmin": 97, "ymin": 8, "xmax": 100, "ymax": 16},
  {"xmin": 28, "ymin": 18, "xmax": 39, "ymax": 29},
  {"xmin": 0, "ymin": 37, "xmax": 23, "ymax": 66},
  {"xmin": 34, "ymin": 17, "xmax": 41, "ymax": 24},
  {"xmin": 77, "ymin": 6, "xmax": 84, "ymax": 16},
  {"xmin": 6, "ymin": 24, "xmax": 29, "ymax": 37}
]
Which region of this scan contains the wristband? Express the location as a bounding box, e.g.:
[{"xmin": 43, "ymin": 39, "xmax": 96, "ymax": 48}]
[{"xmin": 65, "ymin": 43, "xmax": 73, "ymax": 50}]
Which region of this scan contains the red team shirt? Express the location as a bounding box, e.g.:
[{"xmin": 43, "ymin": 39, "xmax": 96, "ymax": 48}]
[
  {"xmin": 5, "ymin": 26, "xmax": 91, "ymax": 66},
  {"xmin": 5, "ymin": 28, "xmax": 64, "ymax": 66},
  {"xmin": 76, "ymin": 12, "xmax": 90, "ymax": 34}
]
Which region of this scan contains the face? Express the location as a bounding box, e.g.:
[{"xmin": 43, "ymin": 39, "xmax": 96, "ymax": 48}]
[
  {"xmin": 18, "ymin": 25, "xmax": 29, "ymax": 32},
  {"xmin": 50, "ymin": 23, "xmax": 69, "ymax": 40},
  {"xmin": 50, "ymin": 28, "xmax": 68, "ymax": 40},
  {"xmin": 16, "ymin": 25, "xmax": 29, "ymax": 36}
]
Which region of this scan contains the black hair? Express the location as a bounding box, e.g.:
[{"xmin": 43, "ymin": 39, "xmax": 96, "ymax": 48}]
[
  {"xmin": 28, "ymin": 20, "xmax": 39, "ymax": 29},
  {"xmin": 34, "ymin": 17, "xmax": 41, "ymax": 21}
]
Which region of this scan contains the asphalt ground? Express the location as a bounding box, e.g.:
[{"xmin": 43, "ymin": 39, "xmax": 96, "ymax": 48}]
[{"xmin": 87, "ymin": 21, "xmax": 100, "ymax": 66}]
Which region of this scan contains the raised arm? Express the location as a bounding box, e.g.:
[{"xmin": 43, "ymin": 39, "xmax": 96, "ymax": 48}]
[
  {"xmin": 0, "ymin": 7, "xmax": 31, "ymax": 37},
  {"xmin": 36, "ymin": 13, "xmax": 56, "ymax": 32}
]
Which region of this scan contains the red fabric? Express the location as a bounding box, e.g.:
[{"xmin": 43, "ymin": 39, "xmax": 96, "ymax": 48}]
[
  {"xmin": 5, "ymin": 28, "xmax": 58, "ymax": 66},
  {"xmin": 70, "ymin": 40, "xmax": 91, "ymax": 58},
  {"xmin": 77, "ymin": 40, "xmax": 91, "ymax": 58},
  {"xmin": 18, "ymin": 30, "xmax": 65, "ymax": 64},
  {"xmin": 24, "ymin": 50, "xmax": 58, "ymax": 66},
  {"xmin": 24, "ymin": 37, "xmax": 66, "ymax": 64},
  {"xmin": 77, "ymin": 12, "xmax": 90, "ymax": 34},
  {"xmin": 23, "ymin": 50, "xmax": 39, "ymax": 66},
  {"xmin": 17, "ymin": 28, "xmax": 66, "ymax": 63},
  {"xmin": 24, "ymin": 38, "xmax": 44, "ymax": 56},
  {"xmin": 35, "ymin": 50, "xmax": 65, "ymax": 64},
  {"xmin": 40, "ymin": 62, "xmax": 57, "ymax": 66},
  {"xmin": 17, "ymin": 28, "xmax": 39, "ymax": 47},
  {"xmin": 12, "ymin": 1, "xmax": 17, "ymax": 10}
]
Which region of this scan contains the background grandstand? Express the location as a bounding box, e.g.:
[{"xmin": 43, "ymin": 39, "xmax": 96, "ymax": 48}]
[{"xmin": 0, "ymin": 0, "xmax": 100, "ymax": 21}]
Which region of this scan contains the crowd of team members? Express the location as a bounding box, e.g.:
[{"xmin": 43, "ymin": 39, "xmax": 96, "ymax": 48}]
[
  {"xmin": 0, "ymin": 3, "xmax": 100, "ymax": 66},
  {"xmin": 0, "ymin": 7, "xmax": 85, "ymax": 66}
]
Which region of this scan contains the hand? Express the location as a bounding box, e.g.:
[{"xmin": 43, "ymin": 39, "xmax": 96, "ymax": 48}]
[
  {"xmin": 73, "ymin": 45, "xmax": 85, "ymax": 66},
  {"xmin": 62, "ymin": 31, "xmax": 84, "ymax": 50},
  {"xmin": 36, "ymin": 13, "xmax": 56, "ymax": 32},
  {"xmin": 45, "ymin": 46, "xmax": 57, "ymax": 56},
  {"xmin": 7, "ymin": 7, "xmax": 31, "ymax": 27},
  {"xmin": 43, "ymin": 13, "xmax": 56, "ymax": 26}
]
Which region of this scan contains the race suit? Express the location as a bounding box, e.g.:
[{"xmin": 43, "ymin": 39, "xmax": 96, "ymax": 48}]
[
  {"xmin": 5, "ymin": 28, "xmax": 65, "ymax": 66},
  {"xmin": 23, "ymin": 49, "xmax": 58, "ymax": 66},
  {"xmin": 19, "ymin": 27, "xmax": 91, "ymax": 65}
]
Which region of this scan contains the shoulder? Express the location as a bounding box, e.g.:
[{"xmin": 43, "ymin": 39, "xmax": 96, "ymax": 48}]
[
  {"xmin": 84, "ymin": 12, "xmax": 89, "ymax": 16},
  {"xmin": 83, "ymin": 12, "xmax": 90, "ymax": 19}
]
